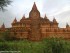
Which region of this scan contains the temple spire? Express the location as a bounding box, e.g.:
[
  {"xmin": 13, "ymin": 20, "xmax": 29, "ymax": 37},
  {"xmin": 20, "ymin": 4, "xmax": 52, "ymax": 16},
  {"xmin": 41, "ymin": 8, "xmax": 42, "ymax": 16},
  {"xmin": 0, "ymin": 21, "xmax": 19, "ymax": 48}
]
[
  {"xmin": 44, "ymin": 14, "xmax": 47, "ymax": 19},
  {"xmin": 22, "ymin": 14, "xmax": 25, "ymax": 19},
  {"xmin": 32, "ymin": 2, "xmax": 37, "ymax": 10},
  {"xmin": 66, "ymin": 23, "xmax": 69, "ymax": 28},
  {"xmin": 29, "ymin": 2, "xmax": 40, "ymax": 18},
  {"xmin": 53, "ymin": 17, "xmax": 58, "ymax": 24},
  {"xmin": 1, "ymin": 23, "xmax": 5, "ymax": 29},
  {"xmin": 12, "ymin": 17, "xmax": 17, "ymax": 23}
]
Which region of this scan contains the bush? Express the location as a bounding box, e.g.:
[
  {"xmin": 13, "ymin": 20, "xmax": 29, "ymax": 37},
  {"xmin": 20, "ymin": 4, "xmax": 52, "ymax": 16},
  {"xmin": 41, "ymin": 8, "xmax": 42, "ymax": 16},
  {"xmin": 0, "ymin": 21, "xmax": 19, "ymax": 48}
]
[{"xmin": 0, "ymin": 38, "xmax": 70, "ymax": 53}]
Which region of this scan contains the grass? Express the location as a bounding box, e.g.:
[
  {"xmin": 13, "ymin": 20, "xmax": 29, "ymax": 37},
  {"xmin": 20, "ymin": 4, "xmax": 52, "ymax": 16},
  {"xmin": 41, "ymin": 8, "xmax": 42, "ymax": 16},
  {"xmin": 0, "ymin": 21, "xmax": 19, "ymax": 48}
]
[{"xmin": 0, "ymin": 38, "xmax": 70, "ymax": 53}]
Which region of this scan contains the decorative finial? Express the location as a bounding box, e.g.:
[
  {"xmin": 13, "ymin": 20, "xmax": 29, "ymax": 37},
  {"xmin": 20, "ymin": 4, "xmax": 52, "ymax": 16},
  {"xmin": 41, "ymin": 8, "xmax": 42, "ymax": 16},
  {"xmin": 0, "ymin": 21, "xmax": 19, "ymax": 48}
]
[
  {"xmin": 22, "ymin": 14, "xmax": 25, "ymax": 19},
  {"xmin": 53, "ymin": 17, "xmax": 58, "ymax": 24},
  {"xmin": 1, "ymin": 23, "xmax": 5, "ymax": 28},
  {"xmin": 53, "ymin": 17, "xmax": 56, "ymax": 21},
  {"xmin": 44, "ymin": 14, "xmax": 47, "ymax": 19},
  {"xmin": 34, "ymin": 2, "xmax": 35, "ymax": 4},
  {"xmin": 66, "ymin": 23, "xmax": 69, "ymax": 28},
  {"xmin": 32, "ymin": 2, "xmax": 37, "ymax": 10},
  {"xmin": 13, "ymin": 17, "xmax": 17, "ymax": 23}
]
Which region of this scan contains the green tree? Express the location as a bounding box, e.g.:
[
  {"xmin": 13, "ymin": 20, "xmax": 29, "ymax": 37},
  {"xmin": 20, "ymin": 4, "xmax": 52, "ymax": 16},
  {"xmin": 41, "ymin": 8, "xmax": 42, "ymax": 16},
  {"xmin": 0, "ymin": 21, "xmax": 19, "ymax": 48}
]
[{"xmin": 0, "ymin": 0, "xmax": 12, "ymax": 11}]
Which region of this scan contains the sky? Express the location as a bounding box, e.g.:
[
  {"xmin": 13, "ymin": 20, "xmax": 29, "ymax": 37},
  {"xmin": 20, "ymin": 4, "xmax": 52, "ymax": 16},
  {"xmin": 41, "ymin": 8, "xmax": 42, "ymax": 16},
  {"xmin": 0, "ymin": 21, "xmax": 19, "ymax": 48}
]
[{"xmin": 0, "ymin": 0, "xmax": 70, "ymax": 28}]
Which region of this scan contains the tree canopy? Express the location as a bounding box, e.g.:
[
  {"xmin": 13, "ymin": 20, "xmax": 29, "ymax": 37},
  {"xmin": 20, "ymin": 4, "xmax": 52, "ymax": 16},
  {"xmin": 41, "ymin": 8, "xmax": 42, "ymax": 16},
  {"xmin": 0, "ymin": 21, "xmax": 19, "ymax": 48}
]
[{"xmin": 0, "ymin": 0, "xmax": 11, "ymax": 11}]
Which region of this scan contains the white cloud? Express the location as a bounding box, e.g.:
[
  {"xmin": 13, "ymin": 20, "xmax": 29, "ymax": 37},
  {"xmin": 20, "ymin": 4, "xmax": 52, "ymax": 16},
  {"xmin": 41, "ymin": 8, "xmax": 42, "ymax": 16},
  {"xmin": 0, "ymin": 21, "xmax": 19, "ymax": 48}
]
[
  {"xmin": 0, "ymin": 0, "xmax": 70, "ymax": 28},
  {"xmin": 43, "ymin": 0, "xmax": 70, "ymax": 15}
]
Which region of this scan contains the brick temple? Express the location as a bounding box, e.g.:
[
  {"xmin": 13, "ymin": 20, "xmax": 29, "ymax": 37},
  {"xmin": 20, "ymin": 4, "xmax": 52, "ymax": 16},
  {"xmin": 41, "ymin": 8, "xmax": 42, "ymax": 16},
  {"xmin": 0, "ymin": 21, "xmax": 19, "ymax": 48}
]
[{"xmin": 0, "ymin": 2, "xmax": 70, "ymax": 41}]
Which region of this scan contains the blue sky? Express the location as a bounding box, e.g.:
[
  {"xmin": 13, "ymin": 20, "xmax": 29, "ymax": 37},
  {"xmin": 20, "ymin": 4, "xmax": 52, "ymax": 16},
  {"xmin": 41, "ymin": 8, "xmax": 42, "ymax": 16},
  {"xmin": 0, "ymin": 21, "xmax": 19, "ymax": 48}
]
[{"xmin": 0, "ymin": 0, "xmax": 70, "ymax": 28}]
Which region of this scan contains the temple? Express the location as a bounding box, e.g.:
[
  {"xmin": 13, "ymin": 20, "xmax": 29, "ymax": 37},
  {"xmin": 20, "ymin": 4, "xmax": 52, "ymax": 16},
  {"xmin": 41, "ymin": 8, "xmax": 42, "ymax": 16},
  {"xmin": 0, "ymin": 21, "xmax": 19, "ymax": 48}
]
[{"xmin": 0, "ymin": 2, "xmax": 70, "ymax": 41}]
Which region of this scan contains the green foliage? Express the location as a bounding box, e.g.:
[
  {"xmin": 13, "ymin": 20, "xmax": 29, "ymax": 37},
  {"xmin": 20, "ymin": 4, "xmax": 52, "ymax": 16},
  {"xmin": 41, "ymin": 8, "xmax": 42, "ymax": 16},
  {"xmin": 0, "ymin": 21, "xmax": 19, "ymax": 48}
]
[
  {"xmin": 0, "ymin": 31, "xmax": 11, "ymax": 41},
  {"xmin": 42, "ymin": 38, "xmax": 70, "ymax": 53},
  {"xmin": 0, "ymin": 38, "xmax": 70, "ymax": 53},
  {"xmin": 0, "ymin": 0, "xmax": 12, "ymax": 11}
]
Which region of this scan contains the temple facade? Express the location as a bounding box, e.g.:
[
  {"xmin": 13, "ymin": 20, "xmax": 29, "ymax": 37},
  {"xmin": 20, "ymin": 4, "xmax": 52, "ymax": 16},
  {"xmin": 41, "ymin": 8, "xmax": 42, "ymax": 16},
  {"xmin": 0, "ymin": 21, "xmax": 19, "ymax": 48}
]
[{"xmin": 0, "ymin": 2, "xmax": 70, "ymax": 41}]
